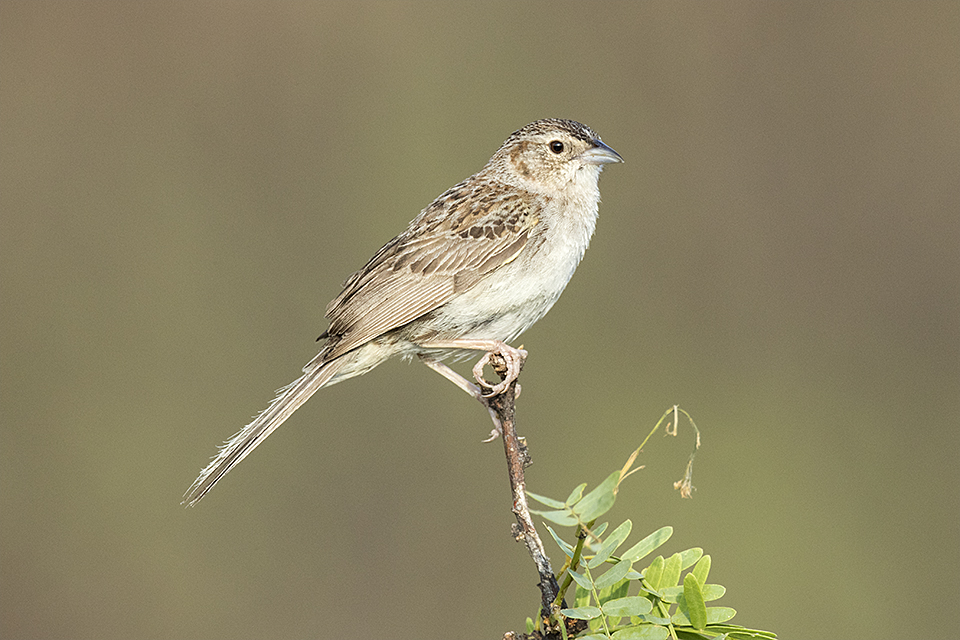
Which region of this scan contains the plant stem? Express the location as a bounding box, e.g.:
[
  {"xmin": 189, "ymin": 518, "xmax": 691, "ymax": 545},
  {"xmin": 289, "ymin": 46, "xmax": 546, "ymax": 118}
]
[{"xmin": 482, "ymin": 353, "xmax": 561, "ymax": 615}]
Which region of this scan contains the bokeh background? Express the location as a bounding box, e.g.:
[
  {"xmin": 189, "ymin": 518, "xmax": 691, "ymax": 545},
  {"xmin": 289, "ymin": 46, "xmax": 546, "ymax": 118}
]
[{"xmin": 3, "ymin": 2, "xmax": 958, "ymax": 639}]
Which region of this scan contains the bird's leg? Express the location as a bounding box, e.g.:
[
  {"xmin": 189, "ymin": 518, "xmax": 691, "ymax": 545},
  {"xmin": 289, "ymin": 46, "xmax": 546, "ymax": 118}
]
[
  {"xmin": 418, "ymin": 339, "xmax": 527, "ymax": 397},
  {"xmin": 418, "ymin": 355, "xmax": 483, "ymax": 400},
  {"xmin": 418, "ymin": 356, "xmax": 502, "ymax": 441}
]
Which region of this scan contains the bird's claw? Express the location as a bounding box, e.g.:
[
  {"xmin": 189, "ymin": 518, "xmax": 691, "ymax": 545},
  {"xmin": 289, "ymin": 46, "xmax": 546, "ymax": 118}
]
[
  {"xmin": 481, "ymin": 427, "xmax": 501, "ymax": 443},
  {"xmin": 473, "ymin": 344, "xmax": 527, "ymax": 397}
]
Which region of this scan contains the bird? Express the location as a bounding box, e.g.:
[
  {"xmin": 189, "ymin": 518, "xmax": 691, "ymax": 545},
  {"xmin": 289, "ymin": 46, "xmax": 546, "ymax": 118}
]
[{"xmin": 183, "ymin": 118, "xmax": 622, "ymax": 506}]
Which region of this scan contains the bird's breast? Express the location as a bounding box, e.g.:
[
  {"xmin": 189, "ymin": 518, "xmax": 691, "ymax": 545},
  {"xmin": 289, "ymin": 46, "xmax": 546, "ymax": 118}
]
[{"xmin": 429, "ymin": 192, "xmax": 600, "ymax": 343}]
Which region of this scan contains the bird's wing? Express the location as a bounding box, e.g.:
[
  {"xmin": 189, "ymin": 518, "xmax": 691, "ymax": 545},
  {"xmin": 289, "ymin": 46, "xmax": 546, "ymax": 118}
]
[{"xmin": 321, "ymin": 179, "xmax": 539, "ymax": 360}]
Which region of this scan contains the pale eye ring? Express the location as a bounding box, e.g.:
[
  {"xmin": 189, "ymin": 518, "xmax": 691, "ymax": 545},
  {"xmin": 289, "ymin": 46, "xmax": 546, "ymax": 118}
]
[{"xmin": 549, "ymin": 140, "xmax": 565, "ymax": 154}]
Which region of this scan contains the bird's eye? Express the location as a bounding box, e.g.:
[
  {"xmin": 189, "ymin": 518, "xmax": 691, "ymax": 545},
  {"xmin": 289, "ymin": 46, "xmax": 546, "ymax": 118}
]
[{"xmin": 549, "ymin": 140, "xmax": 565, "ymax": 154}]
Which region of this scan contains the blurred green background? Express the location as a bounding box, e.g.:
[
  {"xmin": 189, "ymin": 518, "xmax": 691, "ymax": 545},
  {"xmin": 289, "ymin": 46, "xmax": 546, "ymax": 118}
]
[{"xmin": 3, "ymin": 2, "xmax": 958, "ymax": 639}]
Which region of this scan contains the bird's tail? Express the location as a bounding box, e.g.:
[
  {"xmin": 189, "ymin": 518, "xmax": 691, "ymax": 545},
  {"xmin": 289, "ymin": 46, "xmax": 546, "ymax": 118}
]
[{"xmin": 182, "ymin": 355, "xmax": 349, "ymax": 506}]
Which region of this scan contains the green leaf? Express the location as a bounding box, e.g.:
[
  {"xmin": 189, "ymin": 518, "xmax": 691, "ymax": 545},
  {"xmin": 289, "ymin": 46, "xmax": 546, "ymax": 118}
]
[
  {"xmin": 568, "ymin": 568, "xmax": 594, "ymax": 590},
  {"xmin": 597, "ymin": 576, "xmax": 630, "ymax": 606},
  {"xmin": 621, "ymin": 526, "xmax": 673, "ymax": 562},
  {"xmin": 644, "ymin": 556, "xmax": 664, "ymax": 591},
  {"xmin": 656, "ymin": 586, "xmax": 682, "ymax": 603},
  {"xmin": 633, "ymin": 613, "xmax": 671, "ymax": 626},
  {"xmin": 611, "ymin": 624, "xmax": 669, "ymax": 639},
  {"xmin": 694, "ymin": 622, "xmax": 773, "ymax": 638},
  {"xmin": 601, "ymin": 596, "xmax": 654, "ymax": 617},
  {"xmin": 588, "ymin": 615, "xmax": 602, "ymax": 633},
  {"xmin": 545, "ymin": 525, "xmax": 575, "ymax": 558},
  {"xmin": 661, "ymin": 553, "xmax": 682, "ymax": 589},
  {"xmin": 671, "ymin": 606, "xmax": 737, "ymax": 627},
  {"xmin": 526, "ymin": 491, "xmax": 565, "ymax": 509},
  {"xmin": 678, "ymin": 547, "xmax": 704, "ymax": 571},
  {"xmin": 659, "ymin": 583, "xmax": 726, "ymax": 604},
  {"xmin": 701, "ymin": 584, "xmax": 725, "ymax": 602},
  {"xmin": 574, "ymin": 584, "xmax": 591, "ymax": 607},
  {"xmin": 525, "ymin": 617, "xmax": 535, "ymax": 634},
  {"xmin": 636, "ymin": 587, "xmax": 664, "ymax": 603},
  {"xmin": 705, "ymin": 607, "xmax": 737, "ymax": 624},
  {"xmin": 682, "ymin": 573, "xmax": 708, "ymax": 630},
  {"xmin": 561, "ymin": 606, "xmax": 602, "ymax": 620},
  {"xmin": 530, "ymin": 509, "xmax": 578, "ymax": 526},
  {"xmin": 565, "ymin": 483, "xmax": 587, "ymax": 506},
  {"xmin": 595, "ymin": 558, "xmax": 633, "ymax": 590},
  {"xmin": 692, "ymin": 554, "xmax": 711, "ymax": 586},
  {"xmin": 573, "ymin": 471, "xmax": 620, "ymax": 521},
  {"xmin": 588, "ymin": 519, "xmax": 633, "ymax": 569}
]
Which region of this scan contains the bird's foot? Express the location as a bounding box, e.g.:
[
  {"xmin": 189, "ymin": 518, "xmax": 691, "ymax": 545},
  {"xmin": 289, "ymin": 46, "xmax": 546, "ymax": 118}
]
[
  {"xmin": 473, "ymin": 343, "xmax": 527, "ymax": 397},
  {"xmin": 482, "ymin": 425, "xmax": 501, "ymax": 442}
]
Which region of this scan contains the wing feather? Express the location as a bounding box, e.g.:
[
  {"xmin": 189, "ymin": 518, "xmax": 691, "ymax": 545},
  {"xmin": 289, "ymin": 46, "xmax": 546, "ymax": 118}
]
[{"xmin": 321, "ymin": 180, "xmax": 539, "ymax": 360}]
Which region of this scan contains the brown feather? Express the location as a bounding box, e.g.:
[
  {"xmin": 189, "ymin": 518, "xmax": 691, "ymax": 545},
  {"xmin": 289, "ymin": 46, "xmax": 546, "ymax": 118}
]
[{"xmin": 321, "ymin": 177, "xmax": 539, "ymax": 360}]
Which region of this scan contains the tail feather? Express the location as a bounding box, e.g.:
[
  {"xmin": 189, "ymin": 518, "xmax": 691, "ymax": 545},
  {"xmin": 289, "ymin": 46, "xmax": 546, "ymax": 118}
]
[{"xmin": 182, "ymin": 357, "xmax": 347, "ymax": 506}]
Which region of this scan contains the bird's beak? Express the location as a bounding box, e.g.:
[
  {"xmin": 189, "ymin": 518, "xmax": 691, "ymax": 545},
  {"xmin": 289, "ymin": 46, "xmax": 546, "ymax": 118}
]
[{"xmin": 580, "ymin": 140, "xmax": 624, "ymax": 165}]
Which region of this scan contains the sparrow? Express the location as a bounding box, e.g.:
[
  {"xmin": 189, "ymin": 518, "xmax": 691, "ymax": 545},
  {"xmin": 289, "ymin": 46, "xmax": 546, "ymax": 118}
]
[{"xmin": 184, "ymin": 118, "xmax": 622, "ymax": 505}]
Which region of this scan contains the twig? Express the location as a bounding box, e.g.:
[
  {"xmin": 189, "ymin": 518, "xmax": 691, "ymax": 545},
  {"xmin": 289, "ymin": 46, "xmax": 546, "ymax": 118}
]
[{"xmin": 481, "ymin": 353, "xmax": 562, "ymax": 616}]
